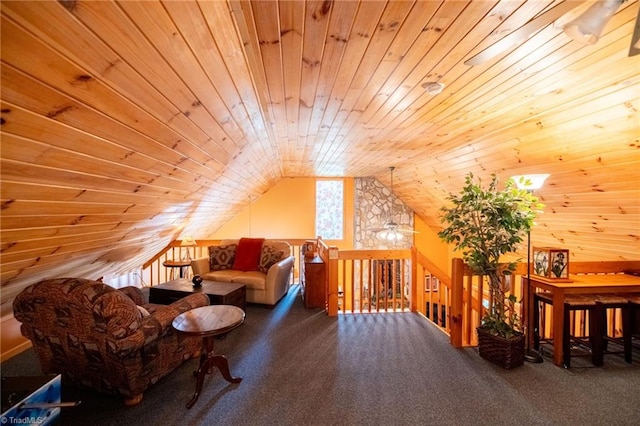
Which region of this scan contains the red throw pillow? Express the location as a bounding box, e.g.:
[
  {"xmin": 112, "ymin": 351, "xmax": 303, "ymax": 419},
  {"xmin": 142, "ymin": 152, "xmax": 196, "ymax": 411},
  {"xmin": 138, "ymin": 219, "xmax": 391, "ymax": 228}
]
[{"xmin": 232, "ymin": 238, "xmax": 265, "ymax": 272}]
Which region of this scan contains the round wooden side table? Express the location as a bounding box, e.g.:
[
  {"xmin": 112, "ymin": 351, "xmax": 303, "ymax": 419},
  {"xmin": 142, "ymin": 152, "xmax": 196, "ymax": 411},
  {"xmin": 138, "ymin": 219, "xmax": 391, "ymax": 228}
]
[
  {"xmin": 172, "ymin": 305, "xmax": 245, "ymax": 408},
  {"xmin": 162, "ymin": 260, "xmax": 191, "ymax": 279}
]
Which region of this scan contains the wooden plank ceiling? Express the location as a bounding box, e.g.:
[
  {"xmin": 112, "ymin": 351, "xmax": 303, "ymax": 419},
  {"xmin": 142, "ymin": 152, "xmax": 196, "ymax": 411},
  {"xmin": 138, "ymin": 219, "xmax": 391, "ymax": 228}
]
[{"xmin": 1, "ymin": 0, "xmax": 639, "ymax": 308}]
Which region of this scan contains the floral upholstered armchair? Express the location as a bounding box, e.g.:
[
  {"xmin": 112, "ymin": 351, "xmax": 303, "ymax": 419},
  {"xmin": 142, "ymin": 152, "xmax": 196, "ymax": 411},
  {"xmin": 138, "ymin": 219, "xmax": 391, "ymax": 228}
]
[{"xmin": 13, "ymin": 278, "xmax": 209, "ymax": 406}]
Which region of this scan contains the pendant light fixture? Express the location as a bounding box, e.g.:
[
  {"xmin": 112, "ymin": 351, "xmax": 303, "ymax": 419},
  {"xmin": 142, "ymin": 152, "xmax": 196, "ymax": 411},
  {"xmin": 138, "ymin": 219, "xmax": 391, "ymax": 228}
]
[{"xmin": 372, "ymin": 167, "xmax": 417, "ymax": 241}]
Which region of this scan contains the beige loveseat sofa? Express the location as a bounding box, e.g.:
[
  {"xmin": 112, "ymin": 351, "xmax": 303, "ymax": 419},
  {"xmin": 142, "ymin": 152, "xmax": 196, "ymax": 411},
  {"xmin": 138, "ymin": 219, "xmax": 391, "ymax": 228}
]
[{"xmin": 191, "ymin": 238, "xmax": 294, "ymax": 306}]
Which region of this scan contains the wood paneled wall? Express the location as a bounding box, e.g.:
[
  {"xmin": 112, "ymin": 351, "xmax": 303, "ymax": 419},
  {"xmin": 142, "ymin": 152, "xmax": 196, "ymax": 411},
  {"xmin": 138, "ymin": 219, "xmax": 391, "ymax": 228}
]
[{"xmin": 1, "ymin": 1, "xmax": 639, "ymax": 315}]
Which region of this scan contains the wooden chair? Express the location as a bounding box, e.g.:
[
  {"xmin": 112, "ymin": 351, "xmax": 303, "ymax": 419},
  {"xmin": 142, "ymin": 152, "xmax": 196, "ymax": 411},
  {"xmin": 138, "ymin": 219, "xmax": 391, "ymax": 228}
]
[
  {"xmin": 533, "ymin": 292, "xmax": 600, "ymax": 368},
  {"xmin": 594, "ymin": 293, "xmax": 640, "ymax": 364},
  {"xmin": 626, "ymin": 294, "xmax": 640, "ymax": 360},
  {"xmin": 592, "ymin": 294, "xmax": 633, "ymax": 365}
]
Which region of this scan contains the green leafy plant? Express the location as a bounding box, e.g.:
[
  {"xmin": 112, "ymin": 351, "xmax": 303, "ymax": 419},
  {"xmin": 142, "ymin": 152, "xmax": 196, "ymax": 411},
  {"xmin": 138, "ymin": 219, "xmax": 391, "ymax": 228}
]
[{"xmin": 438, "ymin": 173, "xmax": 541, "ymax": 339}]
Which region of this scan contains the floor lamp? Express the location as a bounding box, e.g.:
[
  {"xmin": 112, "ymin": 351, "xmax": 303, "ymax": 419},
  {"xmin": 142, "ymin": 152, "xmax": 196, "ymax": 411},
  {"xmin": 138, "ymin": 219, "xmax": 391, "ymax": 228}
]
[
  {"xmin": 180, "ymin": 236, "xmax": 197, "ymax": 262},
  {"xmin": 512, "ymin": 174, "xmax": 549, "ymax": 363}
]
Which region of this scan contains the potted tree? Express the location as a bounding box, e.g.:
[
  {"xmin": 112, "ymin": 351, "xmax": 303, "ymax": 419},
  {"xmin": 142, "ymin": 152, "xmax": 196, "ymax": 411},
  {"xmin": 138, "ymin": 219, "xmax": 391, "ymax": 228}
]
[{"xmin": 438, "ymin": 173, "xmax": 540, "ymax": 369}]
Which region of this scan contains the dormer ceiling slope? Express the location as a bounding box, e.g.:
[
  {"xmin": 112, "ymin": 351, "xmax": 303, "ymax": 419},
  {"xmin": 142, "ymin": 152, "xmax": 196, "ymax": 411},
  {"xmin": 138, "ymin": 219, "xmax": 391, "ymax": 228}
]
[{"xmin": 1, "ymin": 1, "xmax": 639, "ymax": 307}]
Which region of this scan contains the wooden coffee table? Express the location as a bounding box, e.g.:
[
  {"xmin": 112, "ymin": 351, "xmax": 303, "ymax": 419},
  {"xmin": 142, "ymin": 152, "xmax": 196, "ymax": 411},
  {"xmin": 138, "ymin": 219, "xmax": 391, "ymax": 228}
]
[
  {"xmin": 149, "ymin": 279, "xmax": 246, "ymax": 310},
  {"xmin": 172, "ymin": 305, "xmax": 245, "ymax": 408}
]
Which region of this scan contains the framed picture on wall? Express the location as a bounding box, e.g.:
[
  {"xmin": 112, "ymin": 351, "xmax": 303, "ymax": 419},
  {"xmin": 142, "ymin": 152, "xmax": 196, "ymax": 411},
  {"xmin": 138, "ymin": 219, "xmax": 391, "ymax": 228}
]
[{"xmin": 425, "ymin": 275, "xmax": 439, "ymax": 292}]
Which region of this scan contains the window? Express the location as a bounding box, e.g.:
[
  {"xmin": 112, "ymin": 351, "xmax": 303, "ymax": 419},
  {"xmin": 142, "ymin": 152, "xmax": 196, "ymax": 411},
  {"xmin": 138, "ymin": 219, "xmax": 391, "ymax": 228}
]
[{"xmin": 315, "ymin": 180, "xmax": 343, "ymax": 240}]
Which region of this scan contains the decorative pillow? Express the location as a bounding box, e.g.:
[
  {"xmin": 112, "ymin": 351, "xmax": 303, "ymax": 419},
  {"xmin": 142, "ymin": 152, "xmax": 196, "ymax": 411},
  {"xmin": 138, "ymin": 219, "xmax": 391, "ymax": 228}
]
[
  {"xmin": 209, "ymin": 244, "xmax": 237, "ymax": 271},
  {"xmin": 136, "ymin": 305, "xmax": 151, "ymax": 318},
  {"xmin": 232, "ymin": 238, "xmax": 265, "ymax": 272},
  {"xmin": 259, "ymin": 246, "xmax": 285, "ymax": 273}
]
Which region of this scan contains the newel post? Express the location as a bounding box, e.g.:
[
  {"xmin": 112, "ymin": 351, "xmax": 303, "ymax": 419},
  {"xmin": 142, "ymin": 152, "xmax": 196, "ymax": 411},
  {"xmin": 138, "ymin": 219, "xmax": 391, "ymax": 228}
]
[
  {"xmin": 410, "ymin": 246, "xmax": 418, "ymax": 312},
  {"xmin": 450, "ymin": 258, "xmax": 465, "ymax": 348},
  {"xmin": 326, "ymin": 246, "xmax": 339, "ymax": 316}
]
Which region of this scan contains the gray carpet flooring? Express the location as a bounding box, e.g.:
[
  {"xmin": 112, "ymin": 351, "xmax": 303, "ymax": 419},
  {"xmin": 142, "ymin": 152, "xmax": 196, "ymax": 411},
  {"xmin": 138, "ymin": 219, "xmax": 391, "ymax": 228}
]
[{"xmin": 2, "ymin": 284, "xmax": 640, "ymax": 425}]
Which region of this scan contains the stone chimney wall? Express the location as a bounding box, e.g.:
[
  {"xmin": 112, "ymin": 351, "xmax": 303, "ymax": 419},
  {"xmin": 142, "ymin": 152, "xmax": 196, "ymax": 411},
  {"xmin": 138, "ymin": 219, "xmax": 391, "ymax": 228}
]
[{"xmin": 354, "ymin": 177, "xmax": 414, "ymax": 250}]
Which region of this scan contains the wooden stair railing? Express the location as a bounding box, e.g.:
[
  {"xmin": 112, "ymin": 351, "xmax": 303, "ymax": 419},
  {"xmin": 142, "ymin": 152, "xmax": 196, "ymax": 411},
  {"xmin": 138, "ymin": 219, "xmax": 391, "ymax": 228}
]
[{"xmin": 320, "ymin": 239, "xmax": 454, "ymax": 338}]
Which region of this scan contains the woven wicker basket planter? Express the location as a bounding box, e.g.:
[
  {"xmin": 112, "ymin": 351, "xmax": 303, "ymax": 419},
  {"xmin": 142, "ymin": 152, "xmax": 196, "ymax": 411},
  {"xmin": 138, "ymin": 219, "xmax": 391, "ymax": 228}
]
[{"xmin": 476, "ymin": 326, "xmax": 525, "ymax": 369}]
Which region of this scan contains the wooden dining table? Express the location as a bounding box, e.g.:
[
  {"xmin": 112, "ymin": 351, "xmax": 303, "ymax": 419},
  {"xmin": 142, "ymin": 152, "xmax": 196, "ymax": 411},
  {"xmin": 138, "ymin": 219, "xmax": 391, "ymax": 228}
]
[{"xmin": 525, "ymin": 273, "xmax": 640, "ymax": 367}]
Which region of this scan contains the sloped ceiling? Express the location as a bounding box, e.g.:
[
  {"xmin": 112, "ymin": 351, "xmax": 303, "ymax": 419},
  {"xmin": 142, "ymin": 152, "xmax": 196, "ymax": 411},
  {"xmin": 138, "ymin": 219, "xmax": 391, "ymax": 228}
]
[{"xmin": 1, "ymin": 1, "xmax": 639, "ymax": 309}]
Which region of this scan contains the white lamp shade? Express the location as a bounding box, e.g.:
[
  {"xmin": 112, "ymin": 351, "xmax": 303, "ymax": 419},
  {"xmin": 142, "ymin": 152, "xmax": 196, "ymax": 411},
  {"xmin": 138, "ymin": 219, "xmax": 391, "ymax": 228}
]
[
  {"xmin": 562, "ymin": 0, "xmax": 622, "ymax": 45},
  {"xmin": 180, "ymin": 236, "xmax": 197, "ymax": 246},
  {"xmin": 376, "ymin": 229, "xmax": 404, "ymax": 241},
  {"xmin": 511, "ymin": 174, "xmax": 550, "ymax": 190}
]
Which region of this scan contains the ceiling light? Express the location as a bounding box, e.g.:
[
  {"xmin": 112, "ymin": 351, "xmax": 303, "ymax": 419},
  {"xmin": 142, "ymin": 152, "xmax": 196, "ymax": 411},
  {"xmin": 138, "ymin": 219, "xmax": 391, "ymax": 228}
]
[
  {"xmin": 376, "ymin": 167, "xmax": 403, "ymax": 241},
  {"xmin": 376, "ymin": 228, "xmax": 404, "ymax": 241},
  {"xmin": 422, "ymin": 82, "xmax": 445, "ymax": 95},
  {"xmin": 511, "ymin": 174, "xmax": 550, "ymax": 191},
  {"xmin": 370, "ymin": 167, "xmax": 419, "ymax": 242},
  {"xmin": 562, "ymin": 0, "xmax": 622, "ymax": 45}
]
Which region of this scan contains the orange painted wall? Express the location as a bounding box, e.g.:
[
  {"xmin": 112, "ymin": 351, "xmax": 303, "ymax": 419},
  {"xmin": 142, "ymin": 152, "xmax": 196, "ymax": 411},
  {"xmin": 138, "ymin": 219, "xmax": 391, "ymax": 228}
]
[
  {"xmin": 212, "ymin": 177, "xmax": 354, "ymax": 249},
  {"xmin": 414, "ymin": 215, "xmax": 451, "ymax": 275},
  {"xmin": 212, "ymin": 177, "xmax": 315, "ymax": 239}
]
